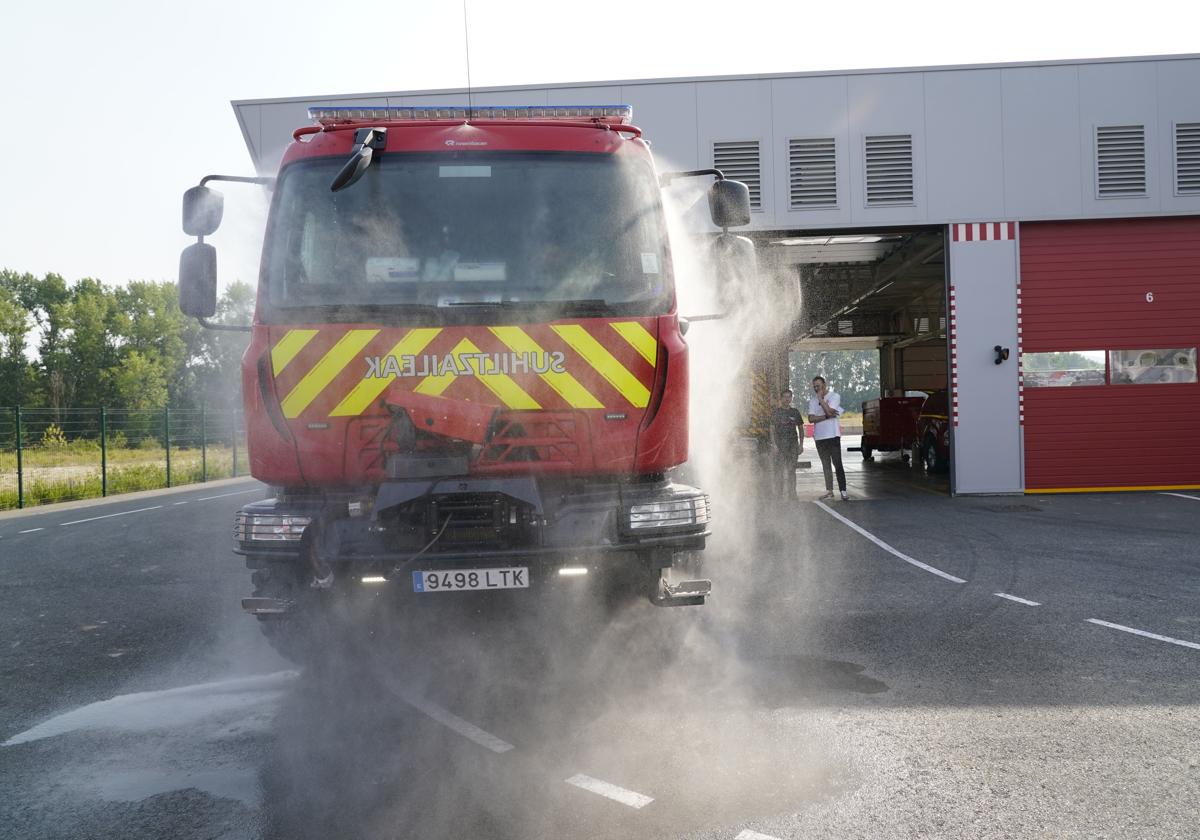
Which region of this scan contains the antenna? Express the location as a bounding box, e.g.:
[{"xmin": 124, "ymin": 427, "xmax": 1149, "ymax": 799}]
[{"xmin": 462, "ymin": 0, "xmax": 474, "ymax": 118}]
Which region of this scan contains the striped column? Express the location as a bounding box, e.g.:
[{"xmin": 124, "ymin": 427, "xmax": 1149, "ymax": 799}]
[
  {"xmin": 1015, "ymin": 262, "xmax": 1024, "ymax": 426},
  {"xmin": 948, "ymin": 285, "xmax": 959, "ymax": 427}
]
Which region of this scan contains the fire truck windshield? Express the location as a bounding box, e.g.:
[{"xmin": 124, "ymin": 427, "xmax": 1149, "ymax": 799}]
[{"xmin": 263, "ymin": 152, "xmax": 671, "ymax": 319}]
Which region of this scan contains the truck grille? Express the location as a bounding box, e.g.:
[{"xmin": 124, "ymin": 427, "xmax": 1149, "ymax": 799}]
[{"xmin": 430, "ymin": 493, "xmax": 539, "ymax": 548}]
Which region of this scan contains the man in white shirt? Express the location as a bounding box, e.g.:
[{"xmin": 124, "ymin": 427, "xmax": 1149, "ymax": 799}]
[{"xmin": 807, "ymin": 376, "xmax": 848, "ymax": 501}]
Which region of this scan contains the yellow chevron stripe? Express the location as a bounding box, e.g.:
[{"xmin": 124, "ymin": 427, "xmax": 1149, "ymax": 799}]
[
  {"xmin": 489, "ymin": 326, "xmax": 604, "ymax": 409},
  {"xmin": 271, "ymin": 329, "xmax": 319, "ymax": 376},
  {"xmin": 279, "ymin": 329, "xmax": 379, "ymax": 419},
  {"xmin": 551, "ymin": 324, "xmax": 650, "ymax": 408},
  {"xmin": 328, "ymin": 328, "xmax": 441, "ymax": 417},
  {"xmin": 609, "ymin": 322, "xmax": 657, "ymax": 366},
  {"xmin": 414, "ymin": 338, "xmax": 541, "ymax": 409}
]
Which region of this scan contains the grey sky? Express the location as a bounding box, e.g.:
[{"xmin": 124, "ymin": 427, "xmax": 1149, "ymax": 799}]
[{"xmin": 2, "ymin": 0, "xmax": 1196, "ymax": 289}]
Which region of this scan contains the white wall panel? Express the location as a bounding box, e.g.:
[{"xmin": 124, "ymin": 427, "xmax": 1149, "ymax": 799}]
[
  {"xmin": 846, "ymin": 73, "xmax": 925, "ymax": 226},
  {"xmin": 770, "ymin": 75, "xmax": 852, "ymax": 227},
  {"xmin": 696, "ymin": 80, "xmax": 776, "ymax": 224},
  {"xmin": 620, "ymin": 83, "xmax": 699, "ymax": 171},
  {"xmin": 1078, "ymin": 61, "xmax": 1160, "ymax": 215},
  {"xmin": 924, "ymin": 70, "xmax": 1005, "ymax": 220},
  {"xmin": 1000, "ymin": 66, "xmax": 1083, "ymax": 218},
  {"xmin": 1156, "ymin": 58, "xmax": 1200, "ymax": 213}
]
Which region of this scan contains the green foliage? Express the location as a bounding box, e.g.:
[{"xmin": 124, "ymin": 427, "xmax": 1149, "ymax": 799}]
[
  {"xmin": 1023, "ymin": 351, "xmax": 1105, "ymax": 371},
  {"xmin": 0, "ymin": 269, "xmax": 250, "ymax": 412},
  {"xmin": 39, "ymin": 423, "xmax": 68, "ymax": 448},
  {"xmin": 0, "ymin": 445, "xmax": 246, "ymax": 510},
  {"xmin": 789, "ymin": 349, "xmax": 881, "ymax": 412}
]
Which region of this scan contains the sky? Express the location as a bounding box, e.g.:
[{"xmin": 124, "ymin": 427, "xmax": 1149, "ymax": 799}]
[{"xmin": 1, "ymin": 0, "xmax": 1196, "ymax": 290}]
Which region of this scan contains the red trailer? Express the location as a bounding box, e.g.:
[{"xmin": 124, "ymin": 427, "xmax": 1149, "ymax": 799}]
[{"xmin": 859, "ymin": 396, "xmax": 925, "ymax": 461}]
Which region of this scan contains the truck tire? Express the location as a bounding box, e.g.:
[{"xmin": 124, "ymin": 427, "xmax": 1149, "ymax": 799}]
[
  {"xmin": 250, "ymin": 561, "xmax": 311, "ymax": 664},
  {"xmin": 861, "ymin": 443, "xmax": 874, "ymax": 461},
  {"xmin": 923, "ymin": 434, "xmax": 949, "ymax": 474}
]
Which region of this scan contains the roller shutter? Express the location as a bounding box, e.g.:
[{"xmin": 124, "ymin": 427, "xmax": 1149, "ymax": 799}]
[{"xmin": 1020, "ymin": 217, "xmax": 1200, "ymax": 491}]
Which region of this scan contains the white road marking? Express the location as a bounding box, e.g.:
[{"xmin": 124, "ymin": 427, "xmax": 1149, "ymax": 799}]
[
  {"xmin": 194, "ymin": 489, "xmax": 262, "ymax": 502},
  {"xmin": 1161, "ymin": 492, "xmax": 1200, "ymax": 501},
  {"xmin": 396, "ymin": 691, "xmax": 514, "ymax": 753},
  {"xmin": 17, "ymin": 528, "xmax": 44, "ymax": 534},
  {"xmin": 814, "ymin": 500, "xmax": 966, "ymax": 583},
  {"xmin": 736, "ymin": 831, "xmax": 784, "ymax": 840},
  {"xmin": 60, "ymin": 505, "xmax": 163, "ymax": 526},
  {"xmin": 173, "ymin": 501, "xmax": 189, "ymax": 505},
  {"xmin": 1087, "ymin": 619, "xmax": 1200, "ymax": 651},
  {"xmin": 995, "ymin": 593, "xmax": 1041, "ymax": 606},
  {"xmin": 565, "ymin": 774, "xmax": 654, "ymax": 809}
]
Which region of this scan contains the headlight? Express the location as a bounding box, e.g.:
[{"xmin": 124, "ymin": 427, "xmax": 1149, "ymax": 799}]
[
  {"xmin": 234, "ymin": 512, "xmax": 311, "ymax": 544},
  {"xmin": 628, "ymin": 495, "xmax": 710, "ymax": 529}
]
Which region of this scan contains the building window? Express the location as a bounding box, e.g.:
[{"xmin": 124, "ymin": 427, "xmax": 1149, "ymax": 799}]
[
  {"xmin": 1022, "ymin": 351, "xmax": 1106, "ymax": 388},
  {"xmin": 1109, "ymin": 348, "xmax": 1197, "ymax": 385}
]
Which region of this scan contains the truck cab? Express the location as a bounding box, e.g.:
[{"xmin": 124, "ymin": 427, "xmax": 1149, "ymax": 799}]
[{"xmin": 178, "ymin": 105, "xmax": 751, "ymax": 653}]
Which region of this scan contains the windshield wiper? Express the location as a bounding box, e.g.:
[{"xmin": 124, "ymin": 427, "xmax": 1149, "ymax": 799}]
[
  {"xmin": 444, "ymin": 298, "xmax": 616, "ymax": 316},
  {"xmin": 443, "ymin": 300, "xmax": 526, "ymax": 308}
]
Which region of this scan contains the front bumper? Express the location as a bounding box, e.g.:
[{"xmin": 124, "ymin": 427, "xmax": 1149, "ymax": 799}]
[{"xmin": 234, "ymin": 477, "xmax": 710, "ymax": 565}]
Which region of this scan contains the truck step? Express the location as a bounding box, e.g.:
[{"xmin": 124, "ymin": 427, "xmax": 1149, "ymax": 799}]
[
  {"xmin": 241, "ymin": 597, "xmax": 293, "ymax": 616},
  {"xmin": 653, "ymin": 578, "xmax": 711, "ymax": 607}
]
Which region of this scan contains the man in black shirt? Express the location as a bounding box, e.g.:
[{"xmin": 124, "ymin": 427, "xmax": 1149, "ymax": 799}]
[{"xmin": 770, "ymin": 389, "xmax": 805, "ymax": 500}]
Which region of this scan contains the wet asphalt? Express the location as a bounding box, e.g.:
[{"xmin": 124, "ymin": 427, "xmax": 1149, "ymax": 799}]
[{"xmin": 0, "ymin": 455, "xmax": 1198, "ymax": 839}]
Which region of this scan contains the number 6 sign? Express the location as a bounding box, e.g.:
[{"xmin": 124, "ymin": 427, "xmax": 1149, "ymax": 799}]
[{"xmin": 1146, "ymin": 292, "xmax": 1154, "ymax": 303}]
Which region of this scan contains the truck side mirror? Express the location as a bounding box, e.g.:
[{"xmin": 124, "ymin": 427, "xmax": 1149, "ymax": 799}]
[
  {"xmin": 708, "ymin": 179, "xmax": 751, "ymax": 229},
  {"xmin": 182, "ymin": 186, "xmax": 224, "ymax": 236},
  {"xmin": 179, "ymin": 243, "xmax": 218, "ymax": 318}
]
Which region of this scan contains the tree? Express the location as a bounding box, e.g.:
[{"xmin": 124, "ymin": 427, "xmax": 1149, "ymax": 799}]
[
  {"xmin": 0, "ymin": 285, "xmax": 36, "ymax": 405},
  {"xmin": 111, "ymin": 350, "xmax": 168, "ymax": 408},
  {"xmin": 191, "ymin": 281, "xmax": 253, "ymax": 409},
  {"xmin": 61, "ymin": 278, "xmax": 120, "ymax": 409}
]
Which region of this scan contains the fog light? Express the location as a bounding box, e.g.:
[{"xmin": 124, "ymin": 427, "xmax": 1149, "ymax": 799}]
[{"xmin": 558, "ymin": 567, "xmax": 588, "ymax": 576}]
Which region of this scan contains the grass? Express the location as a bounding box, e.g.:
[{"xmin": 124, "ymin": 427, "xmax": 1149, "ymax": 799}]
[{"xmin": 0, "ymin": 446, "xmax": 250, "ymax": 510}]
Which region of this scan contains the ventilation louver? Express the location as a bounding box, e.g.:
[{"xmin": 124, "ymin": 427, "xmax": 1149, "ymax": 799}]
[
  {"xmin": 713, "ymin": 141, "xmax": 761, "ymax": 210},
  {"xmin": 1176, "ymin": 123, "xmax": 1200, "ymax": 195},
  {"xmin": 864, "ymin": 134, "xmax": 914, "ymax": 205},
  {"xmin": 1096, "ymin": 125, "xmax": 1146, "ymax": 197},
  {"xmin": 788, "ymin": 138, "xmax": 837, "ymax": 208}
]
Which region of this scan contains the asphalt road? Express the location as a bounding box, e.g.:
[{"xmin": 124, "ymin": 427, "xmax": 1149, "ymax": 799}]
[{"xmin": 1, "ymin": 464, "xmax": 1198, "ymax": 839}]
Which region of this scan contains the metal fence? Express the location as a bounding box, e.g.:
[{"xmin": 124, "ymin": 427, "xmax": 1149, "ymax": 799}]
[{"xmin": 0, "ymin": 406, "xmax": 247, "ymax": 511}]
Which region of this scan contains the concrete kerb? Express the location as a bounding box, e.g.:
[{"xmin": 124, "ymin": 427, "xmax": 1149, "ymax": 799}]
[{"xmin": 0, "ymin": 476, "xmax": 262, "ymax": 522}]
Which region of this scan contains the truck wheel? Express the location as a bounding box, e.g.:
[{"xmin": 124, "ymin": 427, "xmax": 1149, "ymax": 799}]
[
  {"xmin": 923, "ymin": 435, "xmax": 949, "ymax": 474},
  {"xmin": 862, "ymin": 443, "xmax": 874, "ymax": 461},
  {"xmin": 251, "ymin": 561, "xmax": 311, "ymax": 664}
]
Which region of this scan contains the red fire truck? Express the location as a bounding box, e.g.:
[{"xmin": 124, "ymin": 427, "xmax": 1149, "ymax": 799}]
[{"xmin": 177, "ymin": 105, "xmax": 752, "ymax": 657}]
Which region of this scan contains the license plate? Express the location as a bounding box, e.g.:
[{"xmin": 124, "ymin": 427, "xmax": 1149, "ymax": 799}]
[{"xmin": 412, "ymin": 567, "xmax": 529, "ymax": 593}]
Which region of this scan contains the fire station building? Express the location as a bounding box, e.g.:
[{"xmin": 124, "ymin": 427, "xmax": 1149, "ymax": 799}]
[{"xmin": 232, "ymin": 53, "xmax": 1200, "ymax": 495}]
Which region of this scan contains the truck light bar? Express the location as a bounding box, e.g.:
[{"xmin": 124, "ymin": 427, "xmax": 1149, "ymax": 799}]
[{"xmin": 308, "ymin": 105, "xmax": 633, "ymax": 126}]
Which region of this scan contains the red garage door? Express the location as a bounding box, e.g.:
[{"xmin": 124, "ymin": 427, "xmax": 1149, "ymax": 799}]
[{"xmin": 1021, "ymin": 217, "xmax": 1200, "ymax": 492}]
